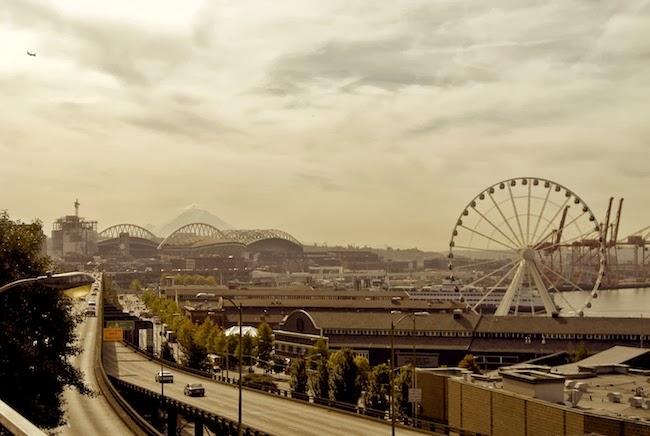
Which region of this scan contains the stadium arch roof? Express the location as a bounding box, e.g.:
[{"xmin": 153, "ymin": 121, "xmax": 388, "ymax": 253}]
[
  {"xmin": 157, "ymin": 222, "xmax": 226, "ymax": 249},
  {"xmin": 221, "ymin": 229, "xmax": 301, "ymax": 247},
  {"xmin": 98, "ymin": 224, "xmax": 160, "ymax": 241},
  {"xmin": 157, "ymin": 223, "xmax": 302, "ymax": 250}
]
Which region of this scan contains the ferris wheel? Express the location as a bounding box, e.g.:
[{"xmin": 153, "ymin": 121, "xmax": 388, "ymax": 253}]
[{"xmin": 448, "ymin": 177, "xmax": 606, "ymax": 317}]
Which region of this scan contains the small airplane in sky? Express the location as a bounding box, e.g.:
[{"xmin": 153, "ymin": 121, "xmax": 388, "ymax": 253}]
[{"xmin": 26, "ymin": 51, "xmax": 36, "ymax": 57}]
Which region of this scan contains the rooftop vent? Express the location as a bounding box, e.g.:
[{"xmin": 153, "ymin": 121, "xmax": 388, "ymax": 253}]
[
  {"xmin": 566, "ymin": 389, "xmax": 583, "ymax": 407},
  {"xmin": 629, "ymin": 396, "xmax": 644, "ymax": 408},
  {"xmin": 607, "ymin": 392, "xmax": 622, "ymax": 403}
]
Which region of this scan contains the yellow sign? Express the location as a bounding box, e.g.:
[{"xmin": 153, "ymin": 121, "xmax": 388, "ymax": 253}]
[{"xmin": 103, "ymin": 327, "xmax": 123, "ymax": 342}]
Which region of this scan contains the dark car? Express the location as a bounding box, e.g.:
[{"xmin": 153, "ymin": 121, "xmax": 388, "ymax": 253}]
[{"xmin": 184, "ymin": 383, "xmax": 205, "ymax": 397}]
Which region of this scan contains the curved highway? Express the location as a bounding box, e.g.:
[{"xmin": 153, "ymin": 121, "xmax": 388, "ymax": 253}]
[
  {"xmin": 104, "ymin": 342, "xmax": 431, "ymax": 436},
  {"xmin": 56, "ymin": 316, "xmax": 135, "ymax": 435}
]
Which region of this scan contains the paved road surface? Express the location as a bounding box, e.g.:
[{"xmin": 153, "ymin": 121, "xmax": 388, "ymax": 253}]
[
  {"xmin": 104, "ymin": 342, "xmax": 431, "ymax": 436},
  {"xmin": 55, "ymin": 317, "xmax": 135, "ymax": 435}
]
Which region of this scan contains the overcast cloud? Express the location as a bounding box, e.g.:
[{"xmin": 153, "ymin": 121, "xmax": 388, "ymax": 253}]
[{"xmin": 1, "ymin": 0, "xmax": 649, "ymax": 249}]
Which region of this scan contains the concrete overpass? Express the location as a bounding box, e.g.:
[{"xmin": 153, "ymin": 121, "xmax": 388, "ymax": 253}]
[{"xmin": 103, "ymin": 341, "xmax": 429, "ymax": 436}]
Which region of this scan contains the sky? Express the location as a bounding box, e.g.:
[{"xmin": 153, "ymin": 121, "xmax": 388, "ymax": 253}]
[{"xmin": 1, "ymin": 0, "xmax": 649, "ymax": 250}]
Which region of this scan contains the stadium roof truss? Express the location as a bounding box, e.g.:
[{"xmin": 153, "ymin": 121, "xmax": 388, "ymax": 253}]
[
  {"xmin": 98, "ymin": 224, "xmax": 160, "ymax": 242},
  {"xmin": 157, "ymin": 223, "xmax": 301, "ymax": 250}
]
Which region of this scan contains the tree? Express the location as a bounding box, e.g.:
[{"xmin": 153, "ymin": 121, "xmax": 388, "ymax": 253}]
[
  {"xmin": 307, "ymin": 338, "xmax": 330, "ymax": 366},
  {"xmin": 0, "ymin": 212, "xmax": 90, "ymax": 428},
  {"xmin": 572, "ymin": 342, "xmax": 589, "ymax": 362},
  {"xmin": 226, "ymin": 334, "xmax": 239, "ymax": 359},
  {"xmin": 161, "ymin": 342, "xmax": 176, "ymax": 363},
  {"xmin": 328, "ymin": 349, "xmax": 359, "ymax": 404},
  {"xmin": 458, "ymin": 354, "xmax": 482, "ymax": 374},
  {"xmin": 256, "ymin": 322, "xmax": 274, "ymax": 368},
  {"xmin": 176, "ymin": 319, "xmax": 208, "ymax": 370},
  {"xmin": 354, "ymin": 355, "xmax": 370, "ymax": 397},
  {"xmin": 308, "ymin": 338, "xmax": 330, "ymax": 402},
  {"xmin": 394, "ymin": 366, "xmax": 413, "ymax": 418},
  {"xmin": 182, "ymin": 338, "xmax": 209, "ymax": 370},
  {"xmin": 366, "ymin": 364, "xmax": 391, "ymax": 412},
  {"xmin": 290, "ymin": 358, "xmax": 308, "ymax": 394},
  {"xmin": 208, "ymin": 331, "xmax": 226, "ymax": 355},
  {"xmin": 271, "ymin": 355, "xmax": 286, "ymax": 374},
  {"xmin": 129, "ymin": 279, "xmax": 142, "ymax": 291},
  {"xmin": 194, "ymin": 318, "xmax": 218, "ymax": 351},
  {"xmin": 236, "ymin": 333, "xmax": 255, "ymax": 365},
  {"xmin": 310, "ymin": 356, "xmax": 330, "ymax": 402}
]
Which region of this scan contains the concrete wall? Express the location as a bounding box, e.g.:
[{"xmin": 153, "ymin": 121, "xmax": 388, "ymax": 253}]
[
  {"xmin": 492, "ymin": 391, "xmax": 525, "ymax": 436},
  {"xmin": 417, "ymin": 371, "xmax": 447, "ymax": 423},
  {"xmin": 437, "ymin": 377, "xmax": 650, "ymax": 436}
]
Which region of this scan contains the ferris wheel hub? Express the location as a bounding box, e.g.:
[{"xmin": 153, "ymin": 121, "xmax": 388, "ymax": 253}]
[{"xmin": 521, "ymin": 247, "xmax": 536, "ymax": 262}]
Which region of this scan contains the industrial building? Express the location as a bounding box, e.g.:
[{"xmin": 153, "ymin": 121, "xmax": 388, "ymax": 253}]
[{"xmin": 50, "ymin": 200, "xmax": 98, "ymax": 260}]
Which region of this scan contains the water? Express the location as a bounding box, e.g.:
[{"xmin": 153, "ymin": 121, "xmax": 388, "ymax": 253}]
[{"xmin": 558, "ymin": 287, "xmax": 650, "ymax": 317}]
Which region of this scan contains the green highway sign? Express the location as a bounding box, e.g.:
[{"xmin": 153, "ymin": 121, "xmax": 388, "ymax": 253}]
[{"xmin": 106, "ymin": 320, "xmax": 135, "ymax": 331}]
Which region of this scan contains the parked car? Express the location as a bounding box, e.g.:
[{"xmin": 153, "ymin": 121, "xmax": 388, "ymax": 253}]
[
  {"xmin": 155, "ymin": 370, "xmax": 174, "ymax": 383},
  {"xmin": 183, "ymin": 383, "xmax": 205, "ymax": 397}
]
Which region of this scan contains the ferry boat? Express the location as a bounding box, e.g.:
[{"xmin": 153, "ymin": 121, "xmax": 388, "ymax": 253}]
[{"xmin": 408, "ymin": 278, "xmax": 546, "ymax": 313}]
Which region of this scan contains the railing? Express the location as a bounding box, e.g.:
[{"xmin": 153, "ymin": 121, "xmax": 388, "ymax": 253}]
[
  {"xmin": 109, "ymin": 377, "xmax": 269, "ymax": 436},
  {"xmin": 0, "ymin": 398, "xmax": 47, "ymax": 436},
  {"xmin": 95, "ymin": 275, "xmax": 162, "ymax": 436},
  {"xmin": 120, "ymin": 341, "xmax": 464, "ymax": 435}
]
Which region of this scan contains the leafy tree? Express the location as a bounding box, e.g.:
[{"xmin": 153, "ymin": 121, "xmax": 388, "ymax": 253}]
[
  {"xmin": 572, "ymin": 342, "xmax": 589, "ymax": 362},
  {"xmin": 256, "ymin": 322, "xmax": 274, "ymax": 368},
  {"xmin": 310, "ymin": 356, "xmax": 330, "ymax": 401},
  {"xmin": 194, "ymin": 318, "xmax": 218, "ymax": 350},
  {"xmin": 129, "ymin": 279, "xmax": 142, "ymax": 291},
  {"xmin": 307, "ymin": 338, "xmax": 330, "ymax": 368},
  {"xmin": 236, "ymin": 333, "xmax": 255, "ymax": 365},
  {"xmin": 182, "ymin": 338, "xmax": 209, "ymax": 370},
  {"xmin": 328, "ymin": 349, "xmax": 359, "ymax": 404},
  {"xmin": 271, "ymin": 355, "xmax": 286, "ymax": 374},
  {"xmin": 394, "ymin": 366, "xmax": 413, "ymax": 418},
  {"xmin": 290, "ymin": 358, "xmax": 308, "ymax": 394},
  {"xmin": 0, "ymin": 212, "xmax": 90, "ymax": 428},
  {"xmin": 226, "ymin": 334, "xmax": 239, "ymax": 359},
  {"xmin": 366, "ymin": 363, "xmax": 391, "ymax": 411},
  {"xmin": 307, "ymin": 338, "xmax": 330, "ymax": 401},
  {"xmin": 458, "ymin": 354, "xmax": 481, "ymax": 374},
  {"xmin": 208, "ymin": 330, "xmax": 226, "ymax": 355},
  {"xmin": 176, "ymin": 319, "xmax": 208, "ymax": 370},
  {"xmin": 161, "ymin": 342, "xmax": 176, "ymax": 362},
  {"xmin": 354, "ymin": 355, "xmax": 370, "ymax": 395}
]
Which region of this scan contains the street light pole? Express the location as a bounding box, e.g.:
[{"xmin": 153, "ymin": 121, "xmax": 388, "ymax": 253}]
[
  {"xmin": 0, "ymin": 272, "xmax": 95, "ymax": 295},
  {"xmin": 218, "ymin": 296, "xmax": 243, "ymax": 436},
  {"xmin": 238, "ymin": 302, "xmax": 243, "ymax": 436},
  {"xmin": 389, "ymin": 310, "xmax": 430, "ymax": 434},
  {"xmin": 389, "ymin": 315, "xmax": 396, "ymax": 436},
  {"xmin": 412, "ymin": 316, "xmax": 417, "ymax": 428},
  {"xmin": 160, "ymin": 330, "xmax": 165, "ymax": 398}
]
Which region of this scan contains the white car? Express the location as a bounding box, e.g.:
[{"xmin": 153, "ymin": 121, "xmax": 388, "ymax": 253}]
[{"xmin": 155, "ymin": 370, "xmax": 174, "ymax": 383}]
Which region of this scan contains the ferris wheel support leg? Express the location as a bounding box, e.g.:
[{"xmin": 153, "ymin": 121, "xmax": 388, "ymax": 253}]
[
  {"xmin": 528, "ymin": 263, "xmax": 559, "ymax": 316},
  {"xmin": 495, "ymin": 261, "xmax": 525, "ymax": 316}
]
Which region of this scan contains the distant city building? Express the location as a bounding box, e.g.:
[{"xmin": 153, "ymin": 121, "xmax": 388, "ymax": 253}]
[{"xmin": 50, "ymin": 199, "xmax": 98, "ymax": 259}]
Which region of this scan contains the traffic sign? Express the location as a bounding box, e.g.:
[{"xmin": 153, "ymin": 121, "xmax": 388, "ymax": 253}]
[
  {"xmin": 103, "ymin": 327, "xmax": 123, "ymax": 342},
  {"xmin": 106, "ymin": 320, "xmax": 135, "ymax": 330}
]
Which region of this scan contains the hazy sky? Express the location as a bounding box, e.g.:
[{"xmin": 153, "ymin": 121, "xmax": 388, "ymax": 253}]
[{"xmin": 2, "ymin": 1, "xmax": 649, "ymax": 250}]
